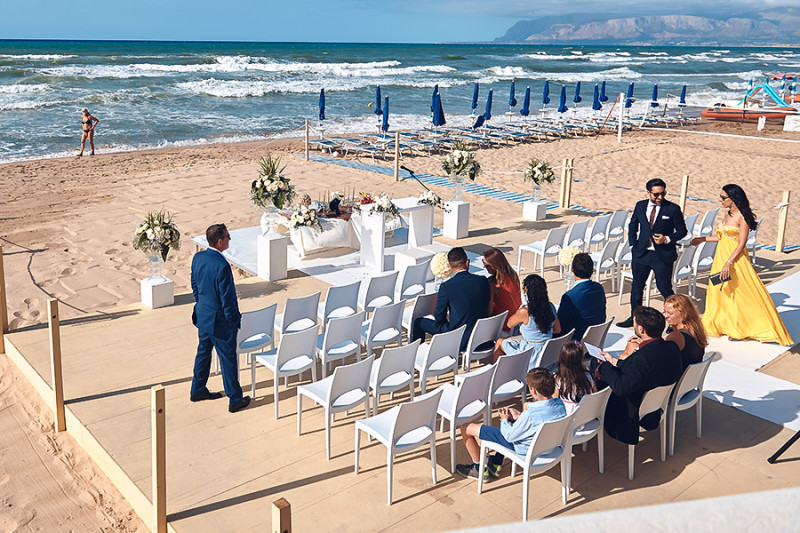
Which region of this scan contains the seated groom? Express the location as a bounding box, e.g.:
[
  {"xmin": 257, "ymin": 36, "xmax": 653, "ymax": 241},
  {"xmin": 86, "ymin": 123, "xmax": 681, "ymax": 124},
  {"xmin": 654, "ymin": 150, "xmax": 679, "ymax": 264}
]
[
  {"xmin": 595, "ymin": 306, "xmax": 683, "ymax": 445},
  {"xmin": 557, "ymin": 252, "xmax": 606, "ymax": 340},
  {"xmin": 412, "ymin": 247, "xmax": 490, "ymax": 351}
]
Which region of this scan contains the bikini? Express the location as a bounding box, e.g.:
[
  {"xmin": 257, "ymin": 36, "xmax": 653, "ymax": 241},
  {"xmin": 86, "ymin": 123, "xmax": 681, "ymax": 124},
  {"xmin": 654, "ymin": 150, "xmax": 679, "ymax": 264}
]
[{"xmin": 82, "ymin": 117, "xmax": 93, "ymax": 132}]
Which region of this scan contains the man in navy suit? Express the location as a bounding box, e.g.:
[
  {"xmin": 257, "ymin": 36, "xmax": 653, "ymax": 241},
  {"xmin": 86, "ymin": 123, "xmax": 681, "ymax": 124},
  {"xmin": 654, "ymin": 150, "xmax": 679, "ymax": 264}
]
[
  {"xmin": 617, "ymin": 178, "xmax": 687, "ymax": 328},
  {"xmin": 557, "ymin": 252, "xmax": 606, "ymax": 339},
  {"xmin": 412, "ymin": 247, "xmax": 490, "ymax": 351},
  {"xmin": 190, "ymin": 224, "xmax": 250, "ymax": 413}
]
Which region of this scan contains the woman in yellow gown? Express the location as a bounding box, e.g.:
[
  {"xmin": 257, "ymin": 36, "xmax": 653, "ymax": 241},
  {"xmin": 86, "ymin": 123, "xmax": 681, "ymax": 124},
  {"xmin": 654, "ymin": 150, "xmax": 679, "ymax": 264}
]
[{"xmin": 691, "ymin": 184, "xmax": 793, "ymax": 345}]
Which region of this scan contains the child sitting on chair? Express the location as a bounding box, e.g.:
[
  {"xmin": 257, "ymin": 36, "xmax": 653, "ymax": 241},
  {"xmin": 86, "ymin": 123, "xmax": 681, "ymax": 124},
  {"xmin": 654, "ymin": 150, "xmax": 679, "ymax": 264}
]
[{"xmin": 456, "ymin": 367, "xmax": 567, "ymax": 481}]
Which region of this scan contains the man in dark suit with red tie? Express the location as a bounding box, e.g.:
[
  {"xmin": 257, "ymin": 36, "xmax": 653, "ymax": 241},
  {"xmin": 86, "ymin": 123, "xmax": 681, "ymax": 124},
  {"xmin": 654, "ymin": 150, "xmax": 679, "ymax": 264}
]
[{"xmin": 617, "ymin": 179, "xmax": 687, "ymax": 328}]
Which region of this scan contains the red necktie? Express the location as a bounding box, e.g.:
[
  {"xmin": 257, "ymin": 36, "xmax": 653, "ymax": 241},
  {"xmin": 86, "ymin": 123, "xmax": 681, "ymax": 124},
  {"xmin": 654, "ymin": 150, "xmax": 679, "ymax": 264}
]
[{"xmin": 649, "ymin": 205, "xmax": 657, "ymax": 246}]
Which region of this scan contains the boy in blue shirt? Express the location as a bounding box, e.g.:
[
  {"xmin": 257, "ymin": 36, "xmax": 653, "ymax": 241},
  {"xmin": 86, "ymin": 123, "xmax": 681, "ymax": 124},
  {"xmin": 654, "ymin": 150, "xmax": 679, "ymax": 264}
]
[{"xmin": 456, "ymin": 367, "xmax": 567, "ymax": 480}]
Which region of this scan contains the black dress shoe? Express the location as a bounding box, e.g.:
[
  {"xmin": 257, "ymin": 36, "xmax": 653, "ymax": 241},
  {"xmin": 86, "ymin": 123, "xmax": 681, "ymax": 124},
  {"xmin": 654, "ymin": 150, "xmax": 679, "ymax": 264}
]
[
  {"xmin": 616, "ymin": 317, "xmax": 634, "ymax": 328},
  {"xmin": 190, "ymin": 390, "xmax": 223, "ymax": 402},
  {"xmin": 229, "ymin": 396, "xmax": 251, "ymax": 413}
]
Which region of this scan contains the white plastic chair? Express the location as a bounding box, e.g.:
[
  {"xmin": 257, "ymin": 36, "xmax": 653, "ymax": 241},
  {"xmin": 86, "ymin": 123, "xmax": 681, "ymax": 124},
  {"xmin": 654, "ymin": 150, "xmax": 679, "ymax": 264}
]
[
  {"xmin": 585, "ymin": 213, "xmax": 612, "ymax": 252},
  {"xmin": 581, "ymin": 318, "xmax": 613, "ymax": 350},
  {"xmin": 590, "ymin": 238, "xmax": 621, "ymax": 291},
  {"xmin": 316, "ymin": 311, "xmax": 365, "ymax": 378},
  {"xmin": 677, "ymin": 213, "xmax": 699, "ymax": 247},
  {"xmin": 274, "ymin": 291, "xmax": 321, "ymax": 339},
  {"xmin": 747, "ymin": 217, "xmax": 764, "ymax": 266},
  {"xmin": 361, "ymin": 300, "xmax": 405, "ymax": 356},
  {"xmin": 415, "ymin": 325, "xmax": 464, "ymax": 393},
  {"xmin": 369, "ymin": 339, "xmax": 420, "ymax": 416},
  {"xmin": 318, "ymin": 281, "xmax": 360, "ymax": 327},
  {"xmin": 297, "ymin": 354, "xmax": 374, "ymax": 460},
  {"xmin": 354, "ymin": 388, "xmax": 443, "ymax": 505},
  {"xmin": 607, "ymin": 209, "xmax": 630, "ymax": 240},
  {"xmin": 396, "ymin": 260, "xmax": 430, "ymax": 301},
  {"xmin": 691, "ymin": 241, "xmax": 717, "ymax": 298},
  {"xmin": 485, "ymin": 349, "xmax": 533, "ymax": 422},
  {"xmin": 462, "ymin": 312, "xmax": 508, "ymax": 371},
  {"xmin": 251, "ymin": 324, "xmax": 320, "ymax": 418},
  {"xmin": 668, "ymin": 352, "xmax": 716, "ymax": 456},
  {"xmin": 477, "ymin": 412, "xmax": 576, "ymax": 520},
  {"xmin": 569, "ymin": 387, "xmax": 612, "ymax": 477},
  {"xmin": 402, "ymin": 293, "xmax": 437, "ymax": 344},
  {"xmin": 214, "ymin": 303, "xmax": 277, "ymax": 376},
  {"xmin": 536, "ymin": 329, "xmax": 575, "ymax": 370},
  {"xmin": 517, "ymin": 225, "xmax": 569, "ymax": 276},
  {"xmin": 563, "ymin": 219, "xmax": 590, "ymax": 251},
  {"xmin": 613, "ymin": 238, "xmax": 632, "ymax": 293},
  {"xmin": 672, "ymin": 245, "xmax": 697, "ymax": 295},
  {"xmin": 436, "ymin": 364, "xmax": 495, "ymax": 473},
  {"xmin": 694, "ymin": 207, "xmax": 720, "ymax": 237},
  {"xmin": 358, "ymin": 271, "xmax": 399, "ymax": 314},
  {"xmin": 628, "ymin": 383, "xmax": 674, "ymax": 480}
]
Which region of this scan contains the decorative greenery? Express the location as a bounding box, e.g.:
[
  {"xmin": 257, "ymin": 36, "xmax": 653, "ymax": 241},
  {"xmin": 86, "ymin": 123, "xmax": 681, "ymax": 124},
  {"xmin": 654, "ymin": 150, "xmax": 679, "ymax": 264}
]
[
  {"xmin": 250, "ymin": 155, "xmax": 296, "ymax": 210},
  {"xmin": 289, "ymin": 205, "xmax": 321, "ymax": 230},
  {"xmin": 133, "ymin": 211, "xmax": 181, "ymax": 261},
  {"xmin": 522, "ymin": 158, "xmax": 556, "ymax": 186},
  {"xmin": 431, "ymin": 252, "xmax": 454, "ymax": 279},
  {"xmin": 366, "ymin": 193, "xmax": 400, "ymax": 220},
  {"xmin": 558, "ymin": 245, "xmax": 581, "ymax": 267},
  {"xmin": 417, "ymin": 190, "xmax": 449, "ymax": 212},
  {"xmin": 442, "ymin": 142, "xmax": 481, "ymax": 181}
]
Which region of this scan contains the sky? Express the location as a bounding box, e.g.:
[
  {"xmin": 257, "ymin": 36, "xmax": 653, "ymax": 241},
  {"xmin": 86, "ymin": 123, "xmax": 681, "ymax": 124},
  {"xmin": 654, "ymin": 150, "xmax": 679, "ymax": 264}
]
[{"xmin": 1, "ymin": 0, "xmax": 795, "ymax": 43}]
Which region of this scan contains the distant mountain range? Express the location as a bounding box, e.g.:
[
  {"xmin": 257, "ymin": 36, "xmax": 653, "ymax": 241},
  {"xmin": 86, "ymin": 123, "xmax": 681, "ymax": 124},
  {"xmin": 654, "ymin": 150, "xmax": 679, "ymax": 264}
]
[{"xmin": 495, "ymin": 8, "xmax": 800, "ymax": 46}]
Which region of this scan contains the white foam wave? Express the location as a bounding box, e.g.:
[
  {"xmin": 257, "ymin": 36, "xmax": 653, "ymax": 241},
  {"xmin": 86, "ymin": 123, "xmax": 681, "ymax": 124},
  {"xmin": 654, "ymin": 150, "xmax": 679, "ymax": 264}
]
[
  {"xmin": 0, "ymin": 54, "xmax": 77, "ymax": 60},
  {"xmin": 488, "ymin": 66, "xmax": 528, "ymax": 78},
  {"xmin": 0, "ymin": 83, "xmax": 51, "ymax": 94},
  {"xmin": 551, "ymin": 67, "xmax": 642, "ymax": 82},
  {"xmin": 0, "ymin": 100, "xmax": 56, "ymax": 111}
]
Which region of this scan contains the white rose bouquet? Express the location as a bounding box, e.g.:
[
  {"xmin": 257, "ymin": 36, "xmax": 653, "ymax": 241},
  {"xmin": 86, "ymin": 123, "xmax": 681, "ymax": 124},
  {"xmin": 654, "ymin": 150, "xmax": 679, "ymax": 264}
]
[
  {"xmin": 441, "ymin": 142, "xmax": 481, "ymax": 180},
  {"xmin": 417, "ymin": 190, "xmax": 448, "ymax": 211},
  {"xmin": 250, "ymin": 154, "xmax": 296, "ymax": 210},
  {"xmin": 430, "ymin": 252, "xmax": 454, "ymax": 279},
  {"xmin": 133, "ymin": 211, "xmax": 181, "ymax": 261},
  {"xmin": 522, "ymin": 158, "xmax": 555, "ymax": 185},
  {"xmin": 289, "ymin": 205, "xmax": 321, "ymax": 231},
  {"xmin": 367, "ymin": 193, "xmax": 400, "ymax": 220},
  {"xmin": 558, "ymin": 245, "xmax": 581, "ymax": 267}
]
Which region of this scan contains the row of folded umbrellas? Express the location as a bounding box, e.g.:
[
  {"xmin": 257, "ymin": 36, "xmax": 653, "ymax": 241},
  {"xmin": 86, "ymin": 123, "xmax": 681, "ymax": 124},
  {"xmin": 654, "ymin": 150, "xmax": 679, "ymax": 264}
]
[{"xmin": 318, "ymin": 81, "xmax": 690, "ymax": 132}]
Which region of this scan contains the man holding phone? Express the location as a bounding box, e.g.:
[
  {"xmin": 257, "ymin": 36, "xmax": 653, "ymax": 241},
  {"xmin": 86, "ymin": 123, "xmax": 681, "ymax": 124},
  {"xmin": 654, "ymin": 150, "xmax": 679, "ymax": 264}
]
[{"xmin": 617, "ymin": 179, "xmax": 687, "ymax": 328}]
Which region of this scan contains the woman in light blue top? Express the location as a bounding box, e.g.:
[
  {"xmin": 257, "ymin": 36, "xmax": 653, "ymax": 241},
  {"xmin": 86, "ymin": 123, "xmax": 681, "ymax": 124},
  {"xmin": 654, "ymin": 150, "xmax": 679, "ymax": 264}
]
[{"xmin": 494, "ymin": 274, "xmax": 561, "ymax": 369}]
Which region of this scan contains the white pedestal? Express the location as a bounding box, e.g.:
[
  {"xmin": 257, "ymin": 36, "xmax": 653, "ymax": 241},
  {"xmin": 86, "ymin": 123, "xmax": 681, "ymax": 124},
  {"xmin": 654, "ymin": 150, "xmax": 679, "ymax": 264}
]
[
  {"xmin": 257, "ymin": 233, "xmax": 288, "ymax": 281},
  {"xmin": 393, "ymin": 197, "xmax": 435, "ymax": 249},
  {"xmin": 395, "ymin": 247, "xmax": 435, "ymax": 281},
  {"xmin": 360, "ymin": 210, "xmax": 386, "ymax": 272},
  {"xmin": 522, "ymin": 201, "xmax": 547, "ymax": 221},
  {"xmin": 443, "ymin": 201, "xmax": 469, "ymax": 240},
  {"xmin": 141, "ymin": 277, "xmax": 174, "ymax": 309}
]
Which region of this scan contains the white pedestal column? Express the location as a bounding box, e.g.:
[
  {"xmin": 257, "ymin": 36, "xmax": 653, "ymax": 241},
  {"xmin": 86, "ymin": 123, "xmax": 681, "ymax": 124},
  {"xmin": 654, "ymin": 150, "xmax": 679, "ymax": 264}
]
[
  {"xmin": 257, "ymin": 233, "xmax": 288, "ymax": 281},
  {"xmin": 522, "ymin": 201, "xmax": 548, "ymax": 221},
  {"xmin": 360, "ymin": 210, "xmax": 386, "ymax": 272},
  {"xmin": 407, "ymin": 204, "xmax": 434, "ymax": 248},
  {"xmin": 141, "ymin": 277, "xmax": 174, "ymax": 309},
  {"xmin": 443, "ymin": 201, "xmax": 469, "ymax": 240}
]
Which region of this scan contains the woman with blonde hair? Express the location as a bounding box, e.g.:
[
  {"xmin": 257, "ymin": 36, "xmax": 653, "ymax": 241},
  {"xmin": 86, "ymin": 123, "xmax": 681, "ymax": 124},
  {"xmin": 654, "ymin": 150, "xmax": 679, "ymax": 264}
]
[
  {"xmin": 483, "ymin": 247, "xmax": 521, "ymax": 334},
  {"xmin": 664, "ymin": 294, "xmax": 708, "ymax": 370}
]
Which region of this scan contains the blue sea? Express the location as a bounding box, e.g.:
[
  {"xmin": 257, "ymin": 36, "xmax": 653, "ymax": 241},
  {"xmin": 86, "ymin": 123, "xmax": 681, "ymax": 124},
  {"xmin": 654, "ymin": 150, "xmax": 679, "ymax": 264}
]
[{"xmin": 1, "ymin": 40, "xmax": 799, "ymax": 163}]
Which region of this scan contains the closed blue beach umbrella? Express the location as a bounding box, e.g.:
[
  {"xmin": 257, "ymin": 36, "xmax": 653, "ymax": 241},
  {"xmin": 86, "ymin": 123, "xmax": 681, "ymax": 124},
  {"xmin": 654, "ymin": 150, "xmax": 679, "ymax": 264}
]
[
  {"xmin": 484, "ymin": 89, "xmax": 493, "ymax": 121},
  {"xmin": 780, "ymin": 74, "xmax": 786, "ymax": 92},
  {"xmin": 382, "ymin": 96, "xmax": 390, "ymax": 133},
  {"xmin": 679, "ymin": 85, "xmax": 687, "ymax": 105},
  {"xmin": 558, "ymin": 85, "xmax": 568, "ymax": 113},
  {"xmin": 748, "ymin": 78, "xmax": 754, "ymax": 91},
  {"xmin": 520, "ymin": 86, "xmax": 531, "ymax": 117},
  {"xmin": 471, "ymin": 83, "xmax": 480, "ymax": 113},
  {"xmin": 592, "ymin": 84, "xmax": 602, "ymax": 111},
  {"xmin": 433, "ymin": 93, "xmax": 446, "ymax": 127},
  {"xmin": 318, "ymin": 88, "xmax": 325, "ymax": 121},
  {"xmin": 509, "ymin": 81, "xmax": 517, "ymax": 109},
  {"xmin": 542, "ymin": 80, "xmax": 550, "ymax": 105},
  {"xmin": 374, "ymin": 86, "xmax": 383, "ymax": 115},
  {"xmin": 573, "ymin": 81, "xmax": 582, "ymax": 104},
  {"xmin": 792, "ymin": 76, "xmax": 797, "ymax": 94},
  {"xmin": 625, "ymin": 82, "xmax": 635, "ymax": 109},
  {"xmin": 431, "ymin": 84, "xmax": 439, "ymax": 114},
  {"xmin": 650, "ymin": 84, "xmax": 659, "ymax": 107},
  {"xmin": 599, "ymin": 81, "xmax": 608, "ymax": 102}
]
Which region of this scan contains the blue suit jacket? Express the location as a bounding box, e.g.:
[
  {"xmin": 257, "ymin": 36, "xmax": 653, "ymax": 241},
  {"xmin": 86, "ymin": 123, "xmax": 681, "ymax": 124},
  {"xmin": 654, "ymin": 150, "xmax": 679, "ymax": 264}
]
[
  {"xmin": 191, "ymin": 248, "xmax": 241, "ymax": 337},
  {"xmin": 557, "ymin": 279, "xmax": 606, "ymax": 339},
  {"xmin": 628, "ymin": 199, "xmax": 687, "ymax": 263},
  {"xmin": 433, "ymin": 270, "xmax": 491, "ymax": 350}
]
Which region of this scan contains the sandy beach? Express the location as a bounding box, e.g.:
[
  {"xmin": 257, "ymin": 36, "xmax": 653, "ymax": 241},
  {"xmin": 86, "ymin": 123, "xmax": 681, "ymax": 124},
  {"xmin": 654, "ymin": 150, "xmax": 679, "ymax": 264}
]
[{"xmin": 2, "ymin": 119, "xmax": 800, "ymax": 529}]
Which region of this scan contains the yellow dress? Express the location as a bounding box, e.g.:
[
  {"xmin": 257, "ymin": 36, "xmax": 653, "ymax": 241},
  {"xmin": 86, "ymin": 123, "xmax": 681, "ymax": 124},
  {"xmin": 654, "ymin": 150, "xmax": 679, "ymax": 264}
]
[{"xmin": 702, "ymin": 224, "xmax": 793, "ymax": 345}]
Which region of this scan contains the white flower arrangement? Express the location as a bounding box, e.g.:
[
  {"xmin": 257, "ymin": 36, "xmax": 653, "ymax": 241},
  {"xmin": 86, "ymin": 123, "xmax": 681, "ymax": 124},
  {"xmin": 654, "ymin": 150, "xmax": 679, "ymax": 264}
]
[
  {"xmin": 441, "ymin": 143, "xmax": 481, "ymax": 180},
  {"xmin": 289, "ymin": 205, "xmax": 321, "ymax": 231},
  {"xmin": 366, "ymin": 193, "xmax": 400, "ymax": 220},
  {"xmin": 558, "ymin": 245, "xmax": 581, "ymax": 267},
  {"xmin": 133, "ymin": 211, "xmax": 181, "ymax": 261},
  {"xmin": 430, "ymin": 252, "xmax": 454, "ymax": 279},
  {"xmin": 417, "ymin": 190, "xmax": 448, "ymax": 211},
  {"xmin": 250, "ymin": 155, "xmax": 296, "ymax": 210},
  {"xmin": 522, "ymin": 158, "xmax": 556, "ymax": 185}
]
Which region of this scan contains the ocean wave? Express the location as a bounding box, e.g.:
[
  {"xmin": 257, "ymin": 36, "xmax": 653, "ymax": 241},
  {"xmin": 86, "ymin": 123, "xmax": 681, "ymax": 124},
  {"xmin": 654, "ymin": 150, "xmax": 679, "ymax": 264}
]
[
  {"xmin": 0, "ymin": 83, "xmax": 51, "ymax": 94},
  {"xmin": 550, "ymin": 67, "xmax": 642, "ymax": 82},
  {"xmin": 487, "ymin": 66, "xmax": 529, "ymax": 78},
  {"xmin": 0, "ymin": 99, "xmax": 59, "ymax": 111},
  {"xmin": 0, "ymin": 54, "xmax": 77, "ymax": 60}
]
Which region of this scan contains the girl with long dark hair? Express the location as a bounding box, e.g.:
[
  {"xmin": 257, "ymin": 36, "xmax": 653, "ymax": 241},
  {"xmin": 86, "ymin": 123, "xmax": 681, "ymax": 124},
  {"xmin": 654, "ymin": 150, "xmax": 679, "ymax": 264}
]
[
  {"xmin": 483, "ymin": 247, "xmax": 522, "ymax": 333},
  {"xmin": 494, "ymin": 274, "xmax": 561, "ymax": 368},
  {"xmin": 555, "ymin": 341, "xmax": 594, "ymax": 413},
  {"xmin": 690, "ymin": 184, "xmax": 792, "ymax": 345}
]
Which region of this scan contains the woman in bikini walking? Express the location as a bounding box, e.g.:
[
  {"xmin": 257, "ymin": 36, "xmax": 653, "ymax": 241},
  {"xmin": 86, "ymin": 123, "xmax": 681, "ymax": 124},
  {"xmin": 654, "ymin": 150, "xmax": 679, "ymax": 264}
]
[{"xmin": 78, "ymin": 108, "xmax": 99, "ymax": 157}]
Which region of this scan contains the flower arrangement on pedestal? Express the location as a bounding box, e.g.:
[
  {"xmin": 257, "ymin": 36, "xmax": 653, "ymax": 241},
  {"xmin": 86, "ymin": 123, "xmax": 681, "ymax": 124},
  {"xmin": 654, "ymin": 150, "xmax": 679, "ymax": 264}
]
[
  {"xmin": 289, "ymin": 205, "xmax": 321, "ymax": 231},
  {"xmin": 367, "ymin": 193, "xmax": 400, "ymax": 220},
  {"xmin": 133, "ymin": 211, "xmax": 181, "ymax": 278},
  {"xmin": 558, "ymin": 245, "xmax": 581, "ymax": 290},
  {"xmin": 431, "ymin": 252, "xmax": 454, "ymax": 289},
  {"xmin": 250, "ymin": 155, "xmax": 295, "ymax": 210},
  {"xmin": 417, "ymin": 190, "xmax": 448, "ymax": 211},
  {"xmin": 522, "ymin": 158, "xmax": 555, "ymax": 202},
  {"xmin": 441, "ymin": 142, "xmax": 481, "ymax": 201}
]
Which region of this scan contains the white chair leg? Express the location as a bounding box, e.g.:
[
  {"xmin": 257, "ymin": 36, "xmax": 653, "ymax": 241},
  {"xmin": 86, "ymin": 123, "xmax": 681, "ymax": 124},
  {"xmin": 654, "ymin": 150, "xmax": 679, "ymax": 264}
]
[
  {"xmin": 354, "ymin": 428, "xmax": 361, "ymax": 474},
  {"xmin": 387, "ymin": 449, "xmax": 394, "ymax": 505},
  {"xmin": 325, "ymin": 409, "xmax": 332, "ymax": 461},
  {"xmin": 450, "ymin": 426, "xmax": 456, "ymax": 474},
  {"xmin": 697, "ymin": 397, "xmax": 703, "ymax": 438},
  {"xmin": 430, "ymin": 437, "xmax": 438, "ymax": 484},
  {"xmin": 522, "ymin": 469, "xmax": 530, "ymax": 522},
  {"xmin": 274, "ymin": 375, "xmax": 280, "ymax": 419},
  {"xmin": 373, "ymin": 391, "xmax": 379, "ymax": 416},
  {"xmin": 251, "ymin": 359, "xmax": 257, "ymax": 398},
  {"xmin": 516, "ymin": 249, "xmax": 522, "ymax": 273},
  {"xmin": 477, "ymin": 446, "xmax": 487, "ymax": 494},
  {"xmin": 669, "ymin": 405, "xmax": 677, "ymax": 457},
  {"xmin": 409, "ymin": 382, "xmax": 414, "ymax": 400},
  {"xmin": 628, "ymin": 444, "xmax": 635, "ymax": 480},
  {"xmin": 297, "ymin": 394, "xmax": 302, "ymax": 435},
  {"xmin": 561, "ymin": 459, "xmax": 569, "ymax": 504},
  {"xmin": 660, "ymin": 421, "xmax": 667, "ymax": 462},
  {"xmin": 598, "ymin": 431, "xmax": 605, "ymax": 474}
]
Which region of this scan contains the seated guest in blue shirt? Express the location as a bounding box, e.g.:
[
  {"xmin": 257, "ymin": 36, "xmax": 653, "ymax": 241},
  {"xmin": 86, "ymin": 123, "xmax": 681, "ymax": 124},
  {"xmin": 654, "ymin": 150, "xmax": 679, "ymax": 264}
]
[
  {"xmin": 557, "ymin": 252, "xmax": 607, "ymax": 339},
  {"xmin": 455, "ymin": 368, "xmax": 567, "ymax": 480}
]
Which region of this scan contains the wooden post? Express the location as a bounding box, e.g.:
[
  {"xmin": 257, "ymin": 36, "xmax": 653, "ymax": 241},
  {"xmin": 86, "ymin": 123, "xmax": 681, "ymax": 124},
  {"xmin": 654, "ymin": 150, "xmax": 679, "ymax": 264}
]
[
  {"xmin": 47, "ymin": 299, "xmax": 66, "ymax": 432},
  {"xmin": 679, "ymin": 174, "xmax": 690, "ymax": 213},
  {"xmin": 776, "ymin": 190, "xmax": 791, "ymax": 253},
  {"xmin": 151, "ymin": 386, "xmax": 167, "ymax": 533},
  {"xmin": 564, "ymin": 159, "xmax": 574, "ymax": 209},
  {"xmin": 393, "ymin": 131, "xmax": 400, "ymax": 182},
  {"xmin": 272, "ymin": 498, "xmax": 291, "ymax": 533},
  {"xmin": 304, "ymin": 119, "xmax": 310, "ymax": 161},
  {"xmin": 558, "ymin": 158, "xmax": 569, "ymax": 208},
  {"xmin": 0, "ymin": 245, "xmax": 7, "ymax": 355}
]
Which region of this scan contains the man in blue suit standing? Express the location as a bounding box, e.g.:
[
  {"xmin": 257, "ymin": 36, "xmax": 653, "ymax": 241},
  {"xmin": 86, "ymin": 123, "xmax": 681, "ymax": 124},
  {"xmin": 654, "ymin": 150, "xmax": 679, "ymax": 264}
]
[
  {"xmin": 557, "ymin": 252, "xmax": 606, "ymax": 339},
  {"xmin": 412, "ymin": 247, "xmax": 490, "ymax": 351},
  {"xmin": 190, "ymin": 224, "xmax": 250, "ymax": 413},
  {"xmin": 617, "ymin": 178, "xmax": 687, "ymax": 328}
]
